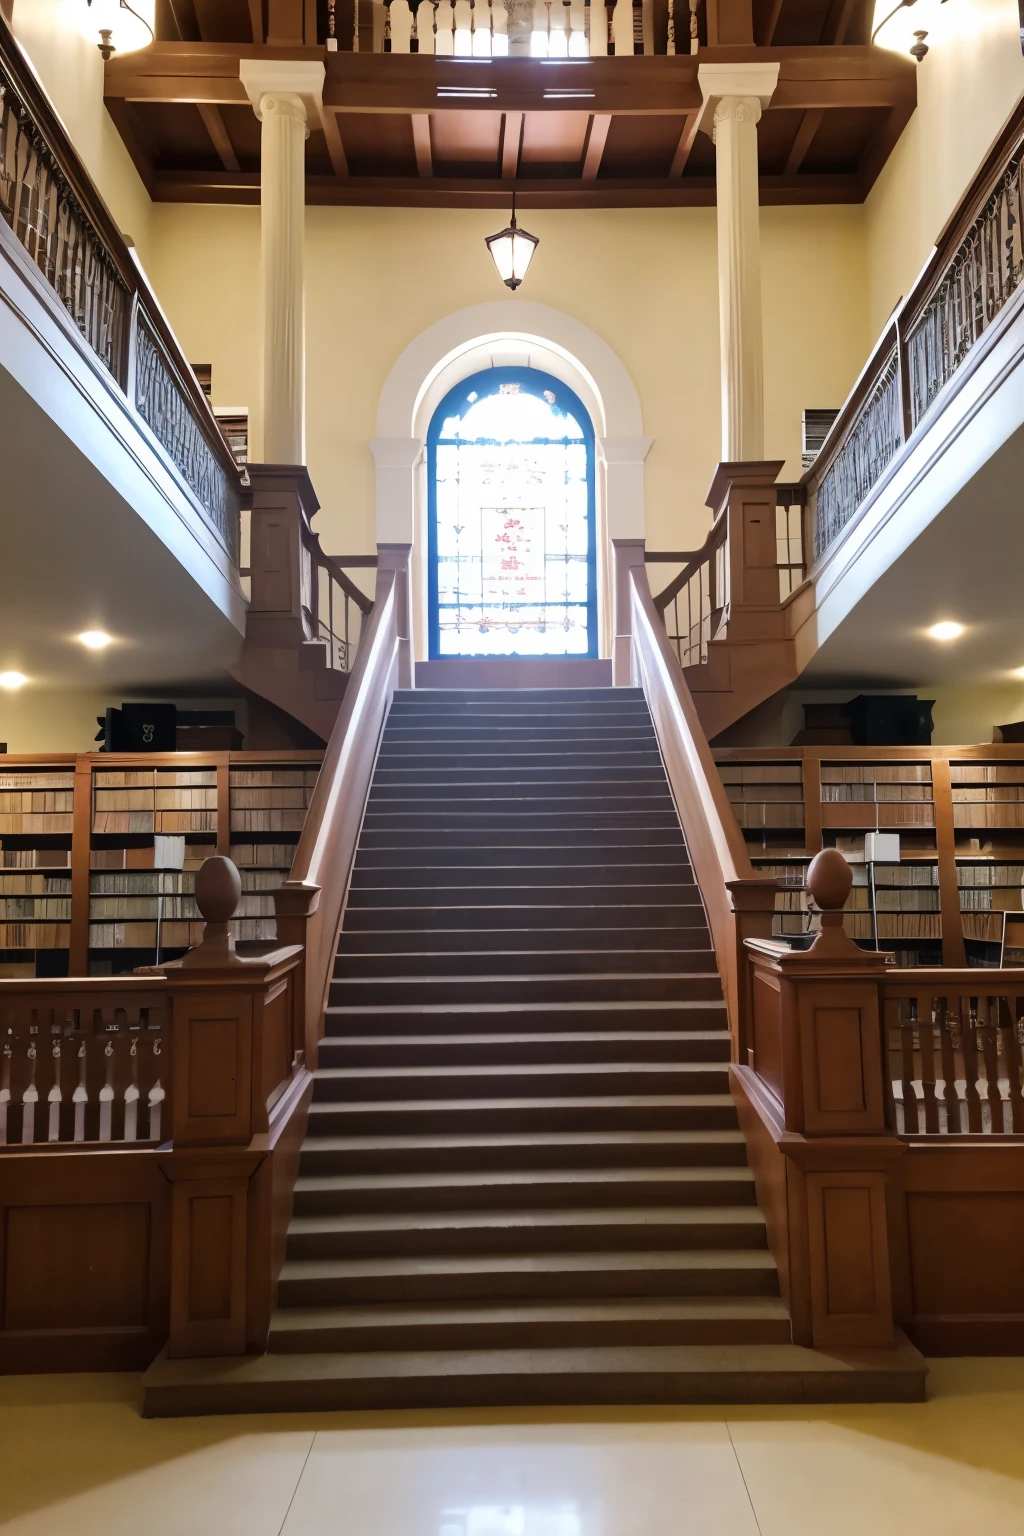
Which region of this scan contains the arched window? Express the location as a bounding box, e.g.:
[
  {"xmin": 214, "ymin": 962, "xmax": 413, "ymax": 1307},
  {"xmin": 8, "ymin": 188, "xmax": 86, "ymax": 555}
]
[{"xmin": 427, "ymin": 366, "xmax": 597, "ymax": 659}]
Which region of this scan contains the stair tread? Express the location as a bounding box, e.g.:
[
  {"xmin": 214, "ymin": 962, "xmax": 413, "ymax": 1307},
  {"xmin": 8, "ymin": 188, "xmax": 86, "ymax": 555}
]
[
  {"xmin": 281, "ymin": 1248, "xmax": 778, "ymax": 1280},
  {"xmin": 303, "ymin": 1129, "xmax": 747, "ymax": 1152},
  {"xmin": 329, "ymin": 982, "xmax": 723, "ymax": 1000},
  {"xmin": 294, "ymin": 1166, "xmax": 755, "ymax": 1193},
  {"xmin": 270, "ymin": 1296, "xmax": 788, "ymax": 1331},
  {"xmin": 288, "ymin": 1206, "xmax": 768, "ymax": 1235},
  {"xmin": 320, "ymin": 1031, "xmax": 731, "ymax": 1047},
  {"xmin": 314, "ymin": 1061, "xmax": 729, "ymax": 1081},
  {"xmin": 308, "ymin": 1093, "xmax": 736, "ymax": 1112}
]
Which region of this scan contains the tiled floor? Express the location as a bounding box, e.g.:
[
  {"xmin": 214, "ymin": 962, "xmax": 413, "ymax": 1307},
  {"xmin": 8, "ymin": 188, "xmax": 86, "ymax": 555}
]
[{"xmin": 2, "ymin": 1361, "xmax": 1024, "ymax": 1533}]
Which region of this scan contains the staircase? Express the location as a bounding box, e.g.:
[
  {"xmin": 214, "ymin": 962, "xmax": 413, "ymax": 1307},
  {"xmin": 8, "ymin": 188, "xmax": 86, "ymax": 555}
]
[{"xmin": 144, "ymin": 686, "xmax": 926, "ymax": 1412}]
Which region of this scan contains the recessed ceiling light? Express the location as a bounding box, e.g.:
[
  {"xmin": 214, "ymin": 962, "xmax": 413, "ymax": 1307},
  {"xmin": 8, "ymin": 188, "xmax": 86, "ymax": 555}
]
[
  {"xmin": 78, "ymin": 630, "xmax": 113, "ymax": 649},
  {"xmin": 927, "ymin": 621, "xmax": 965, "ymax": 642},
  {"xmin": 0, "ymin": 671, "xmax": 27, "ymax": 689}
]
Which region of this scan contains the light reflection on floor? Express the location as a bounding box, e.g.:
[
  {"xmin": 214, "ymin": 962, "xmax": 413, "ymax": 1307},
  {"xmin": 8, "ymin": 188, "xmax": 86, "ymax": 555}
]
[{"xmin": 1, "ymin": 1360, "xmax": 1024, "ymax": 1534}]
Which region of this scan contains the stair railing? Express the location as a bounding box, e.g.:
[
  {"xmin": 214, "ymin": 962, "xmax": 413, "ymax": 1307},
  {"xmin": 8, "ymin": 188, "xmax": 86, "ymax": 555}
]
[
  {"xmin": 626, "ymin": 561, "xmax": 777, "ymax": 1059},
  {"xmin": 275, "ymin": 547, "xmax": 412, "ymax": 1066}
]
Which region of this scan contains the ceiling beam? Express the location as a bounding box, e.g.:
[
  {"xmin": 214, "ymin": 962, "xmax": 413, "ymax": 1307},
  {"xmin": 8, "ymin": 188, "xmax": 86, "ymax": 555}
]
[
  {"xmin": 757, "ymin": 0, "xmax": 785, "ymax": 47},
  {"xmin": 823, "ymin": 0, "xmax": 863, "ymax": 45},
  {"xmin": 166, "ymin": 0, "xmax": 201, "ymax": 41},
  {"xmin": 582, "ymin": 114, "xmax": 611, "ymax": 181},
  {"xmin": 152, "ymin": 167, "xmax": 861, "ymax": 208},
  {"xmin": 103, "ymin": 46, "xmax": 917, "ymax": 116},
  {"xmin": 318, "ymin": 104, "xmax": 350, "ymax": 176},
  {"xmin": 412, "ymin": 113, "xmax": 433, "ymax": 178},
  {"xmin": 668, "ymin": 111, "xmax": 701, "ymax": 178},
  {"xmin": 103, "ymin": 97, "xmax": 156, "ymax": 197},
  {"xmin": 197, "ymin": 102, "xmax": 241, "ymax": 171},
  {"xmin": 501, "ymin": 112, "xmax": 523, "ymax": 178},
  {"xmin": 784, "ymin": 107, "xmax": 823, "ymax": 176}
]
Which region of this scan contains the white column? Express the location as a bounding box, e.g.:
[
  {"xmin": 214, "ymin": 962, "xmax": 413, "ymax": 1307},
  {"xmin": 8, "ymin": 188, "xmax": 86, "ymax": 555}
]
[
  {"xmin": 598, "ymin": 435, "xmax": 653, "ymax": 540},
  {"xmin": 698, "ymin": 63, "xmax": 779, "ymax": 463},
  {"xmin": 240, "ymin": 61, "xmax": 325, "ymax": 465}
]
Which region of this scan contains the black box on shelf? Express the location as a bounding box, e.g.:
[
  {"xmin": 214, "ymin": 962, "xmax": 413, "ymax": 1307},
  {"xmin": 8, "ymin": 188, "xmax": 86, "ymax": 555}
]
[
  {"xmin": 848, "ymin": 695, "xmax": 934, "ymax": 747},
  {"xmin": 96, "ymin": 704, "xmax": 178, "ymax": 752}
]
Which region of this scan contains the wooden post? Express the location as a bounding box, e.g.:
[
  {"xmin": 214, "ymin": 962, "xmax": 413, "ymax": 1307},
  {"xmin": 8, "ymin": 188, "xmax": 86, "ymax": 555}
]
[
  {"xmin": 611, "ymin": 537, "xmax": 646, "ymax": 686},
  {"xmin": 245, "ymin": 465, "xmax": 322, "ymax": 648},
  {"xmin": 739, "ymin": 849, "xmax": 905, "ymax": 1350},
  {"xmin": 376, "ymin": 542, "xmax": 413, "ymax": 689}
]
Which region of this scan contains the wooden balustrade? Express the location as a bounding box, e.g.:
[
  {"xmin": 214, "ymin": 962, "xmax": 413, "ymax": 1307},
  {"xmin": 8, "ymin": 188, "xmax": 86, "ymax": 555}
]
[
  {"xmin": 335, "ymin": 0, "xmax": 703, "ymax": 55},
  {"xmin": 0, "ymin": 12, "xmax": 243, "ymax": 561},
  {"xmin": 805, "ymin": 95, "xmax": 1024, "ymax": 568}
]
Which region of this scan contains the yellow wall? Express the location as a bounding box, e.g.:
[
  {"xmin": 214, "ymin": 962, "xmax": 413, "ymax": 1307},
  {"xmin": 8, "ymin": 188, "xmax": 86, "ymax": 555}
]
[
  {"xmin": 148, "ymin": 201, "xmax": 869, "ymax": 554},
  {"xmin": 865, "ymin": 0, "xmax": 1024, "ymax": 338},
  {"xmin": 10, "ymin": 0, "xmax": 153, "ymax": 262}
]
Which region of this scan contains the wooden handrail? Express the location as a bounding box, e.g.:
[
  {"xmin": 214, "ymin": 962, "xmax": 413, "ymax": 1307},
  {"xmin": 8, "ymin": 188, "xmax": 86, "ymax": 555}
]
[
  {"xmin": 317, "ymin": 547, "xmax": 375, "ymax": 615},
  {"xmin": 628, "ymin": 564, "xmax": 776, "ymax": 1051},
  {"xmin": 649, "ymin": 514, "xmax": 728, "ymax": 612},
  {"xmin": 0, "ymin": 13, "xmax": 243, "ymax": 556},
  {"xmin": 276, "ymin": 564, "xmax": 403, "ymax": 1061}
]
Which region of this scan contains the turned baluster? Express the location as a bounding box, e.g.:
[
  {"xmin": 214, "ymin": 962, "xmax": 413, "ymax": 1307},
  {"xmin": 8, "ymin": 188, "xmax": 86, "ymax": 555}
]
[
  {"xmin": 918, "ymin": 995, "xmax": 939, "ymax": 1134},
  {"xmin": 978, "ymin": 998, "xmax": 1004, "ymax": 1132},
  {"xmin": 961, "ymin": 999, "xmax": 983, "ymax": 1133},
  {"xmin": 938, "ymin": 998, "xmax": 961, "ymax": 1132},
  {"xmin": 1005, "ymin": 999, "xmax": 1024, "ymax": 1133},
  {"xmin": 899, "ymin": 998, "xmax": 920, "ymax": 1134}
]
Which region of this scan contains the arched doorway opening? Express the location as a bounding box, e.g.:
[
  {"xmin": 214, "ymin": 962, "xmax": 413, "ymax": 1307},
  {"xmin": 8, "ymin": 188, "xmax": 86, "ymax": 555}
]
[{"xmin": 426, "ymin": 365, "xmax": 597, "ymax": 660}]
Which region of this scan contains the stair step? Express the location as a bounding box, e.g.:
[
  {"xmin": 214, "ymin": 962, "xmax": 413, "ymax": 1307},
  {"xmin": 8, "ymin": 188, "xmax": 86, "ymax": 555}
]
[
  {"xmin": 372, "ymin": 765, "xmax": 670, "ymax": 786},
  {"xmin": 298, "ymin": 1129, "xmax": 751, "ymax": 1174},
  {"xmin": 346, "ymin": 885, "xmax": 701, "ymax": 909},
  {"xmin": 305, "ymin": 1093, "xmax": 739, "ymax": 1135},
  {"xmin": 291, "ymin": 1165, "xmax": 756, "ymax": 1213},
  {"xmin": 341, "ymin": 905, "xmax": 706, "ymax": 932},
  {"xmin": 324, "ymin": 1001, "xmax": 728, "ymax": 1036},
  {"xmin": 277, "ymin": 1247, "xmax": 779, "ymax": 1307},
  {"xmin": 330, "ymin": 968, "xmax": 723, "ymax": 999},
  {"xmin": 360, "ymin": 811, "xmax": 683, "ymax": 832},
  {"xmin": 349, "ymin": 863, "xmax": 694, "ymax": 888},
  {"xmin": 316, "ymin": 1031, "xmax": 732, "ymax": 1066},
  {"xmin": 312, "ymin": 1062, "xmax": 731, "ymax": 1102},
  {"xmin": 267, "ymin": 1296, "xmax": 791, "ymax": 1353},
  {"xmin": 142, "ymin": 1335, "xmax": 929, "ymax": 1415},
  {"xmin": 358, "ymin": 828, "xmax": 686, "ymax": 850},
  {"xmin": 375, "ymin": 752, "xmax": 663, "ymax": 769},
  {"xmin": 334, "ymin": 929, "xmax": 710, "ymax": 955}
]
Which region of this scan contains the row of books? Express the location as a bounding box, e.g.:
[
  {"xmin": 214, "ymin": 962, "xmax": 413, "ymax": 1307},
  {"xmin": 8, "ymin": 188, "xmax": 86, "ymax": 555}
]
[
  {"xmin": 849, "ymin": 914, "xmax": 943, "ymax": 940},
  {"xmin": 821, "ymin": 784, "xmax": 933, "ymax": 802},
  {"xmin": 820, "ymin": 764, "xmax": 932, "ymax": 783},
  {"xmin": 0, "ymin": 922, "xmax": 70, "ymax": 947},
  {"xmin": 90, "ymin": 838, "xmax": 211, "ymax": 870},
  {"xmin": 953, "ymin": 806, "xmax": 1024, "ymax": 828},
  {"xmin": 2, "ymin": 848, "xmax": 70, "ymax": 868},
  {"xmin": 951, "ymin": 765, "xmax": 1024, "ymax": 784},
  {"xmin": 230, "ymin": 810, "xmax": 307, "ymax": 833},
  {"xmin": 962, "ymin": 914, "xmax": 1007, "ymax": 943},
  {"xmin": 956, "ymin": 863, "xmax": 1024, "ymax": 885},
  {"xmin": 821, "ymin": 803, "xmax": 935, "ymax": 827},
  {"xmin": 93, "ymin": 788, "xmax": 217, "ymax": 810},
  {"xmin": 230, "ymin": 789, "xmax": 314, "ymax": 810},
  {"xmin": 960, "ymin": 889, "xmax": 1023, "ymax": 911},
  {"xmin": 230, "ymin": 842, "xmax": 301, "ymax": 868},
  {"xmin": 88, "ymin": 921, "xmax": 204, "ymax": 949},
  {"xmin": 0, "ymin": 791, "xmax": 74, "ymax": 813},
  {"xmin": 92, "ymin": 812, "xmax": 218, "ymax": 834},
  {"xmin": 88, "ymin": 893, "xmax": 276, "ymax": 921},
  {"xmin": 0, "ymin": 772, "xmax": 74, "ymax": 789},
  {"xmin": 0, "ymin": 814, "xmax": 74, "ymax": 833},
  {"xmin": 0, "ymin": 898, "xmax": 71, "ymax": 920},
  {"xmin": 229, "ymin": 769, "xmax": 320, "ymax": 788},
  {"xmin": 91, "ymin": 871, "xmax": 195, "ymax": 895},
  {"xmin": 94, "ymin": 770, "xmax": 217, "ymax": 788},
  {"xmin": 731, "ymin": 804, "xmax": 804, "ymax": 829},
  {"xmin": 0, "ymin": 873, "xmax": 71, "ymax": 895}
]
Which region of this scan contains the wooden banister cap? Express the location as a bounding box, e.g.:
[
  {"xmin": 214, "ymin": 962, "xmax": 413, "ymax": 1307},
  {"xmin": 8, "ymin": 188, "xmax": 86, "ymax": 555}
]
[
  {"xmin": 179, "ymin": 855, "xmax": 264, "ymax": 970},
  {"xmin": 705, "ymin": 460, "xmax": 786, "ymax": 514}
]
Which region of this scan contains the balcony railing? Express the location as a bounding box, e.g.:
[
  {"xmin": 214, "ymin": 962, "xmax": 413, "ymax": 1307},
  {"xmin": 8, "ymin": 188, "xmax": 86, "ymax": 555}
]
[
  {"xmin": 330, "ymin": 0, "xmax": 703, "ymax": 54},
  {"xmin": 0, "ymin": 16, "xmax": 242, "ymax": 563},
  {"xmin": 805, "ymin": 96, "xmax": 1024, "ymax": 569}
]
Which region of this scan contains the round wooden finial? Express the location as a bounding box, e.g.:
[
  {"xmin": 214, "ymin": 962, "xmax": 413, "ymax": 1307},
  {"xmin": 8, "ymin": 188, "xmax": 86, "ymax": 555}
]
[
  {"xmin": 194, "ymin": 856, "xmax": 241, "ymax": 923},
  {"xmin": 807, "ymin": 847, "xmax": 853, "ymax": 913}
]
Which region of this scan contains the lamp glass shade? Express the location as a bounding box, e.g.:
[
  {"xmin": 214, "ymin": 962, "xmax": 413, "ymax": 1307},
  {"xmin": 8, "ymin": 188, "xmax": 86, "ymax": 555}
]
[
  {"xmin": 485, "ymin": 221, "xmax": 540, "ymax": 291},
  {"xmin": 79, "ymin": 0, "xmax": 155, "ymax": 55},
  {"xmin": 870, "ymin": 0, "xmax": 943, "ymax": 55}
]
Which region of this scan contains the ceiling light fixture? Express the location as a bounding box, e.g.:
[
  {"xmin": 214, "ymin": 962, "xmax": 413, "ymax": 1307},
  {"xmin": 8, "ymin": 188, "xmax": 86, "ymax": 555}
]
[
  {"xmin": 927, "ymin": 621, "xmax": 965, "ymax": 641},
  {"xmin": 485, "ymin": 195, "xmax": 540, "ymax": 292},
  {"xmin": 78, "ymin": 630, "xmax": 114, "ymax": 650},
  {"xmin": 871, "ymin": 0, "xmax": 948, "ymax": 61},
  {"xmin": 0, "ymin": 671, "xmax": 27, "ymax": 689},
  {"xmin": 80, "ymin": 0, "xmax": 155, "ymax": 62}
]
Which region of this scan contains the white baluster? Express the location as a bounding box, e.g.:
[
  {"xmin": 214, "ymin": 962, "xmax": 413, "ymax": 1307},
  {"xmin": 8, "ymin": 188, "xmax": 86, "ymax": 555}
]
[
  {"xmin": 148, "ymin": 1037, "xmax": 164, "ymax": 1143},
  {"xmin": 327, "ymin": 0, "xmax": 338, "ymax": 48},
  {"xmin": 0, "ymin": 1041, "xmax": 11, "ymax": 1146},
  {"xmin": 492, "ymin": 1, "xmax": 508, "ymax": 52},
  {"xmin": 454, "ymin": 0, "xmax": 473, "ymax": 53},
  {"xmin": 641, "ymin": 0, "xmax": 652, "ymax": 51},
  {"xmin": 99, "ymin": 1038, "xmax": 114, "ymax": 1142},
  {"xmin": 666, "ymin": 0, "xmax": 675, "ymax": 52},
  {"xmin": 73, "ymin": 1041, "xmax": 88, "ymax": 1142},
  {"xmin": 689, "ymin": 0, "xmax": 698, "ymax": 52},
  {"xmin": 123, "ymin": 1038, "xmax": 139, "ymax": 1143},
  {"xmin": 434, "ymin": 0, "xmax": 452, "ymax": 49},
  {"xmin": 21, "ymin": 1043, "xmax": 37, "ymax": 1145},
  {"xmin": 47, "ymin": 1041, "xmax": 61, "ymax": 1142},
  {"xmin": 391, "ymin": 0, "xmax": 413, "ymax": 51}
]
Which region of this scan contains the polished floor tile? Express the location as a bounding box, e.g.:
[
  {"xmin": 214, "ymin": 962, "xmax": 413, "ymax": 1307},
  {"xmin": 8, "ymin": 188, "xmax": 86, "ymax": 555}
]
[
  {"xmin": 2, "ymin": 1361, "xmax": 1024, "ymax": 1535},
  {"xmin": 279, "ymin": 1422, "xmax": 760, "ymax": 1536}
]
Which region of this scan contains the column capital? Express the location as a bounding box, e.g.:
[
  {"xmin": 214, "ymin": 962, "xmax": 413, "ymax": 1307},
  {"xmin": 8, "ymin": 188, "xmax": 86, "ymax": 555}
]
[
  {"xmin": 239, "ymin": 59, "xmax": 325, "ymax": 120},
  {"xmin": 598, "ymin": 435, "xmax": 654, "ymax": 466},
  {"xmin": 697, "ymin": 61, "xmax": 779, "ymax": 137}
]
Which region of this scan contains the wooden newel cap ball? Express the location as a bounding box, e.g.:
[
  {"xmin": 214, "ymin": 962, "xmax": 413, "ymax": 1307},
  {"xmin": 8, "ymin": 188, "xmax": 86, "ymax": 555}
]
[
  {"xmin": 194, "ymin": 856, "xmax": 241, "ymax": 924},
  {"xmin": 807, "ymin": 847, "xmax": 853, "ymax": 913}
]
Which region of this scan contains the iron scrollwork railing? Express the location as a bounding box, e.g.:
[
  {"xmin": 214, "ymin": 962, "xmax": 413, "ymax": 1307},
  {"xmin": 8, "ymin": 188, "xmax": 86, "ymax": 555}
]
[
  {"xmin": 905, "ymin": 151, "xmax": 1024, "ymax": 428},
  {"xmin": 0, "ymin": 71, "xmax": 130, "ymax": 381},
  {"xmin": 812, "ymin": 348, "xmax": 902, "ymax": 561},
  {"xmin": 133, "ymin": 311, "xmax": 239, "ymax": 562}
]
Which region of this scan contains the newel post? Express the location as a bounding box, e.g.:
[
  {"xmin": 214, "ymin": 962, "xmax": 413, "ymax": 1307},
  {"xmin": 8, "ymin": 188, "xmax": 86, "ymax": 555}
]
[
  {"xmin": 611, "ymin": 537, "xmax": 646, "ymax": 686},
  {"xmin": 725, "ymin": 876, "xmax": 777, "ymax": 1063},
  {"xmin": 376, "ymin": 541, "xmax": 413, "ymax": 689},
  {"xmin": 743, "ymin": 849, "xmax": 903, "ymax": 1350},
  {"xmin": 707, "ymin": 460, "xmax": 786, "ymax": 637},
  {"xmin": 161, "ymin": 857, "xmax": 303, "ymax": 1358}
]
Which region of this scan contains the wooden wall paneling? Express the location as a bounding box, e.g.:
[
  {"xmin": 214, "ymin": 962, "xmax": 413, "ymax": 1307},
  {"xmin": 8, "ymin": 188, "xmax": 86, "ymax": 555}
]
[
  {"xmin": 169, "ymin": 985, "xmax": 254, "ymax": 1146},
  {"xmin": 802, "ymin": 749, "xmax": 822, "ymax": 855},
  {"xmin": 931, "ymin": 755, "xmax": 967, "ymax": 968},
  {"xmin": 164, "ymin": 1154, "xmax": 258, "ymax": 1357},
  {"xmin": 0, "ymin": 1150, "xmax": 171, "ymax": 1372},
  {"xmin": 245, "ymin": 1067, "xmax": 313, "ymax": 1351},
  {"xmin": 804, "ymin": 1166, "xmax": 895, "ymax": 1347},
  {"xmin": 69, "ymin": 758, "xmax": 93, "ymax": 975},
  {"xmin": 750, "ymin": 964, "xmax": 784, "ymax": 1097},
  {"xmin": 795, "ymin": 979, "xmax": 887, "ymax": 1136}
]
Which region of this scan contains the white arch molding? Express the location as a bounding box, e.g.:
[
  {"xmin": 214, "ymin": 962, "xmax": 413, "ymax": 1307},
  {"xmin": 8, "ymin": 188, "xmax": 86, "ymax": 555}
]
[{"xmin": 370, "ymin": 301, "xmax": 653, "ymax": 663}]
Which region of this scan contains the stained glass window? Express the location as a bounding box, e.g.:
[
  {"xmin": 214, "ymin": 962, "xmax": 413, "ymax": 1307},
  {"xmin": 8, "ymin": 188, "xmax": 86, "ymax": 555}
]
[{"xmin": 427, "ymin": 367, "xmax": 597, "ymax": 659}]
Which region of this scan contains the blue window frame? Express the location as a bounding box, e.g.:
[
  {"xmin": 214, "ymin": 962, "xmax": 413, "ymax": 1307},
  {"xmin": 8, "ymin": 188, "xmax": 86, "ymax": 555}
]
[{"xmin": 427, "ymin": 365, "xmax": 598, "ymax": 660}]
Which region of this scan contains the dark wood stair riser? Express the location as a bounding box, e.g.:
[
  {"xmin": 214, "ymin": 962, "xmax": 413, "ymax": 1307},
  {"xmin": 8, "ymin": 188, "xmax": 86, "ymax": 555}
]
[
  {"xmin": 297, "ymin": 1132, "xmax": 752, "ymax": 1176},
  {"xmin": 290, "ymin": 1170, "xmax": 758, "ymax": 1215},
  {"xmin": 316, "ymin": 1035, "xmax": 733, "ymax": 1066},
  {"xmin": 305, "ymin": 1101, "xmax": 740, "ymax": 1134}
]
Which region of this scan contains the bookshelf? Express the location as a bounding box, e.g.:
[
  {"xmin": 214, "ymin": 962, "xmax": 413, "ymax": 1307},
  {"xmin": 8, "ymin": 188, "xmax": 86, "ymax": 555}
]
[
  {"xmin": 710, "ymin": 745, "xmax": 1024, "ymax": 969},
  {"xmin": 0, "ymin": 765, "xmax": 75, "ymax": 976},
  {"xmin": 0, "ymin": 750, "xmax": 322, "ymax": 977}
]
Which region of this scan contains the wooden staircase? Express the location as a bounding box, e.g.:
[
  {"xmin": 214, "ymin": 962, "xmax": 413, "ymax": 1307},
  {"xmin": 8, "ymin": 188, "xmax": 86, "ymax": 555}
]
[{"xmin": 143, "ymin": 685, "xmax": 926, "ymax": 1412}]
